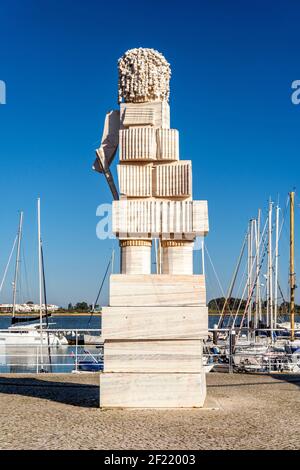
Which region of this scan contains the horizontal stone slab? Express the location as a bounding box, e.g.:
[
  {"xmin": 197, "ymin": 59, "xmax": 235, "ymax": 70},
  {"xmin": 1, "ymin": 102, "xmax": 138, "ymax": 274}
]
[
  {"xmin": 100, "ymin": 372, "xmax": 206, "ymax": 408},
  {"xmin": 112, "ymin": 200, "xmax": 209, "ymax": 238},
  {"xmin": 102, "ymin": 305, "xmax": 208, "ymax": 339},
  {"xmin": 103, "ymin": 339, "xmax": 203, "ymax": 373},
  {"xmin": 109, "ymin": 274, "xmax": 206, "ymax": 307}
]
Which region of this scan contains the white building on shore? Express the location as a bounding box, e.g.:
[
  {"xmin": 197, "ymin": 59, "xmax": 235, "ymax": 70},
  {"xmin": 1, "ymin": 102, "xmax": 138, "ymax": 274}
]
[{"xmin": 0, "ymin": 303, "xmax": 59, "ymax": 313}]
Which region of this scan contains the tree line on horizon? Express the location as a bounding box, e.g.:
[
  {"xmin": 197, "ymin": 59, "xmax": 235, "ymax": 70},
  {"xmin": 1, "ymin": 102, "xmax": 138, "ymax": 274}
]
[
  {"xmin": 208, "ymin": 297, "xmax": 300, "ymax": 314},
  {"xmin": 57, "ymin": 302, "xmax": 101, "ymax": 313},
  {"xmin": 55, "ymin": 297, "xmax": 300, "ymax": 314}
]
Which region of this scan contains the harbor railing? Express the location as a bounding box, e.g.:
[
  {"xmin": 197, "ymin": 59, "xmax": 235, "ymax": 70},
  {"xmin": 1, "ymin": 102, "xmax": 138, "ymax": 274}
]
[
  {"xmin": 0, "ymin": 327, "xmax": 299, "ymax": 374},
  {"xmin": 205, "ymin": 326, "xmax": 300, "ymax": 373},
  {"xmin": 0, "ymin": 328, "xmax": 103, "ymax": 374}
]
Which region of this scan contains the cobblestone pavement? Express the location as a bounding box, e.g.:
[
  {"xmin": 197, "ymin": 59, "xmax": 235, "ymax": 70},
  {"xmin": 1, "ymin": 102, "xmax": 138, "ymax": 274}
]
[{"xmin": 0, "ymin": 372, "xmax": 299, "ymax": 449}]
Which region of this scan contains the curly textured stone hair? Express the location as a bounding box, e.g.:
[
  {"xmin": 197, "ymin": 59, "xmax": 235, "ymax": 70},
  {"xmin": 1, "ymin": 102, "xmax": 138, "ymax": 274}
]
[{"xmin": 118, "ymin": 48, "xmax": 171, "ymax": 104}]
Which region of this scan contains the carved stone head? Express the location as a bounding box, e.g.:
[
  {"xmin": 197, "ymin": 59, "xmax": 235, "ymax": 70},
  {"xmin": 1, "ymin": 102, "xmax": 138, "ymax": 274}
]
[{"xmin": 118, "ymin": 48, "xmax": 171, "ymax": 104}]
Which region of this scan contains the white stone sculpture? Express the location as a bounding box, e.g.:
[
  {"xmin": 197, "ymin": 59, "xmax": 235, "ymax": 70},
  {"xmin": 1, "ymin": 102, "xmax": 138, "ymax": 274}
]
[{"xmin": 95, "ymin": 48, "xmax": 209, "ymax": 408}]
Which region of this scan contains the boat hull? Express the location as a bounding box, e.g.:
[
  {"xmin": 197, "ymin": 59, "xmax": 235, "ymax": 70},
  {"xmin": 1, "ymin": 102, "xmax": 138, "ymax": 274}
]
[{"xmin": 0, "ymin": 332, "xmax": 67, "ymax": 346}]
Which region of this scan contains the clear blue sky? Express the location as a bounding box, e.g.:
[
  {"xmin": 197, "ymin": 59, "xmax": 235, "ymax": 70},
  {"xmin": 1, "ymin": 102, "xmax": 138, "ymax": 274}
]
[{"xmin": 0, "ymin": 0, "xmax": 299, "ymax": 307}]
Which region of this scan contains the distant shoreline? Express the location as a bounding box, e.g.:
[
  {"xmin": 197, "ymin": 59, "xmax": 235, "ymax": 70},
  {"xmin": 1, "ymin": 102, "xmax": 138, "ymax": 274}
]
[
  {"xmin": 0, "ymin": 312, "xmax": 297, "ymax": 318},
  {"xmin": 0, "ymin": 312, "xmax": 101, "ymax": 317},
  {"xmin": 0, "ymin": 312, "xmax": 241, "ymax": 317}
]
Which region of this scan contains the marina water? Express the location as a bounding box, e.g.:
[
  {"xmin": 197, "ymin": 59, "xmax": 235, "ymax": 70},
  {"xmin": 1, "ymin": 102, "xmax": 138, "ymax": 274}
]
[
  {"xmin": 0, "ymin": 315, "xmax": 101, "ymax": 373},
  {"xmin": 0, "ymin": 315, "xmax": 299, "ymax": 373}
]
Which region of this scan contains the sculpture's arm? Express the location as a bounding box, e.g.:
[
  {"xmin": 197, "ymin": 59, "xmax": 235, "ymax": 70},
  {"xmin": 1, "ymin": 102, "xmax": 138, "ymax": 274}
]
[
  {"xmin": 93, "ymin": 110, "xmax": 120, "ymax": 200},
  {"xmin": 93, "ymin": 110, "xmax": 120, "ymax": 173}
]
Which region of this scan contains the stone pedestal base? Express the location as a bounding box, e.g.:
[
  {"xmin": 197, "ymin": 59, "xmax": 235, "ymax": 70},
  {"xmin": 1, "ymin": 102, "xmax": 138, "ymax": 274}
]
[
  {"xmin": 99, "ymin": 274, "xmax": 208, "ymax": 409},
  {"xmin": 100, "ymin": 372, "xmax": 206, "ymax": 408}
]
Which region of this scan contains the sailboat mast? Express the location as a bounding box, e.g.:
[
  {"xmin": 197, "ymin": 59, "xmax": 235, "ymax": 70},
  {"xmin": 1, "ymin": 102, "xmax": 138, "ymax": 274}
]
[
  {"xmin": 250, "ymin": 220, "xmax": 255, "ymax": 327},
  {"xmin": 38, "ymin": 199, "xmax": 43, "ymax": 323},
  {"xmin": 247, "ymin": 221, "xmax": 251, "ymax": 330},
  {"xmin": 290, "ymin": 192, "xmax": 296, "ymax": 342},
  {"xmin": 267, "ymin": 201, "xmax": 273, "ymax": 328},
  {"xmin": 274, "ymin": 205, "xmax": 280, "ymax": 328},
  {"xmin": 218, "ymin": 232, "xmax": 247, "ymax": 329},
  {"xmin": 37, "ymin": 198, "xmax": 44, "ymax": 367},
  {"xmin": 1, "ymin": 236, "xmax": 18, "ymax": 297},
  {"xmin": 254, "ymin": 210, "xmax": 261, "ymax": 327},
  {"xmin": 12, "ymin": 212, "xmax": 23, "ymax": 317}
]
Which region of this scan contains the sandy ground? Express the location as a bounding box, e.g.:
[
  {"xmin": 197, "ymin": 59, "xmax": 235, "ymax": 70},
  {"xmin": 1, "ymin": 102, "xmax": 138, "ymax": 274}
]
[{"xmin": 0, "ymin": 372, "xmax": 299, "ymax": 450}]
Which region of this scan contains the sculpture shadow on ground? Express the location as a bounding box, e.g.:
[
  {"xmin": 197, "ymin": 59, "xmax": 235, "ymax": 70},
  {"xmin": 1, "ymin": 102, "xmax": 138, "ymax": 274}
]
[
  {"xmin": 208, "ymin": 372, "xmax": 300, "ymax": 389},
  {"xmin": 268, "ymin": 373, "xmax": 300, "ymax": 388},
  {"xmin": 0, "ymin": 376, "xmax": 100, "ymax": 408}
]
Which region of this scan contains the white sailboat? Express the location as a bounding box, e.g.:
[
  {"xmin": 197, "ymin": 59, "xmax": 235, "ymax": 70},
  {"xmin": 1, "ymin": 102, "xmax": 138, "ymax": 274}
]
[
  {"xmin": 0, "ymin": 203, "xmax": 67, "ymax": 347},
  {"xmin": 0, "ymin": 322, "xmax": 66, "ymax": 346}
]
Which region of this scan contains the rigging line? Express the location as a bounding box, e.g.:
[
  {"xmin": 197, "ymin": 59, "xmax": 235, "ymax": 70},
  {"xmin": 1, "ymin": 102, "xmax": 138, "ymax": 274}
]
[
  {"xmin": 269, "ymin": 196, "xmax": 288, "ymax": 247},
  {"xmin": 205, "ymin": 260, "xmax": 222, "ymax": 315},
  {"xmin": 0, "ymin": 235, "xmax": 18, "ymax": 296},
  {"xmin": 205, "ymin": 267, "xmax": 222, "ymax": 315},
  {"xmin": 41, "ymin": 243, "xmax": 53, "ymax": 373},
  {"xmin": 281, "ymin": 221, "xmax": 296, "ymax": 276},
  {"xmin": 235, "ymin": 228, "xmax": 269, "ymax": 337},
  {"xmin": 21, "ymin": 243, "xmax": 31, "ymax": 302},
  {"xmin": 232, "ymin": 238, "xmax": 262, "ymax": 327},
  {"xmin": 277, "ymin": 195, "xmax": 290, "ymax": 243},
  {"xmin": 236, "ymin": 250, "xmax": 268, "ymax": 338},
  {"xmin": 218, "ymin": 232, "xmax": 247, "ymax": 328},
  {"xmin": 40, "ymin": 244, "xmax": 49, "ymax": 327},
  {"xmin": 279, "ymin": 199, "xmax": 288, "ymax": 238},
  {"xmin": 207, "ymin": 279, "xmax": 222, "ymax": 316},
  {"xmin": 231, "ymin": 259, "xmax": 248, "ymax": 313},
  {"xmin": 19, "ymin": 257, "xmax": 23, "ymax": 305},
  {"xmin": 277, "ymin": 280, "xmax": 287, "ymax": 305},
  {"xmin": 268, "ymin": 201, "xmax": 288, "ymax": 269},
  {"xmin": 232, "ymin": 217, "xmax": 269, "ymax": 328},
  {"xmin": 271, "ymin": 265, "xmax": 287, "ymax": 304},
  {"xmin": 246, "ymin": 209, "xmax": 272, "ymax": 314},
  {"xmin": 230, "ymin": 234, "xmax": 250, "ymax": 313},
  {"xmin": 204, "ymin": 244, "xmax": 230, "ymax": 313},
  {"xmin": 87, "ymin": 253, "xmax": 112, "ymax": 327},
  {"xmin": 227, "ymin": 258, "xmax": 249, "ymax": 327},
  {"xmin": 94, "ymin": 256, "xmax": 112, "ymax": 307}
]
